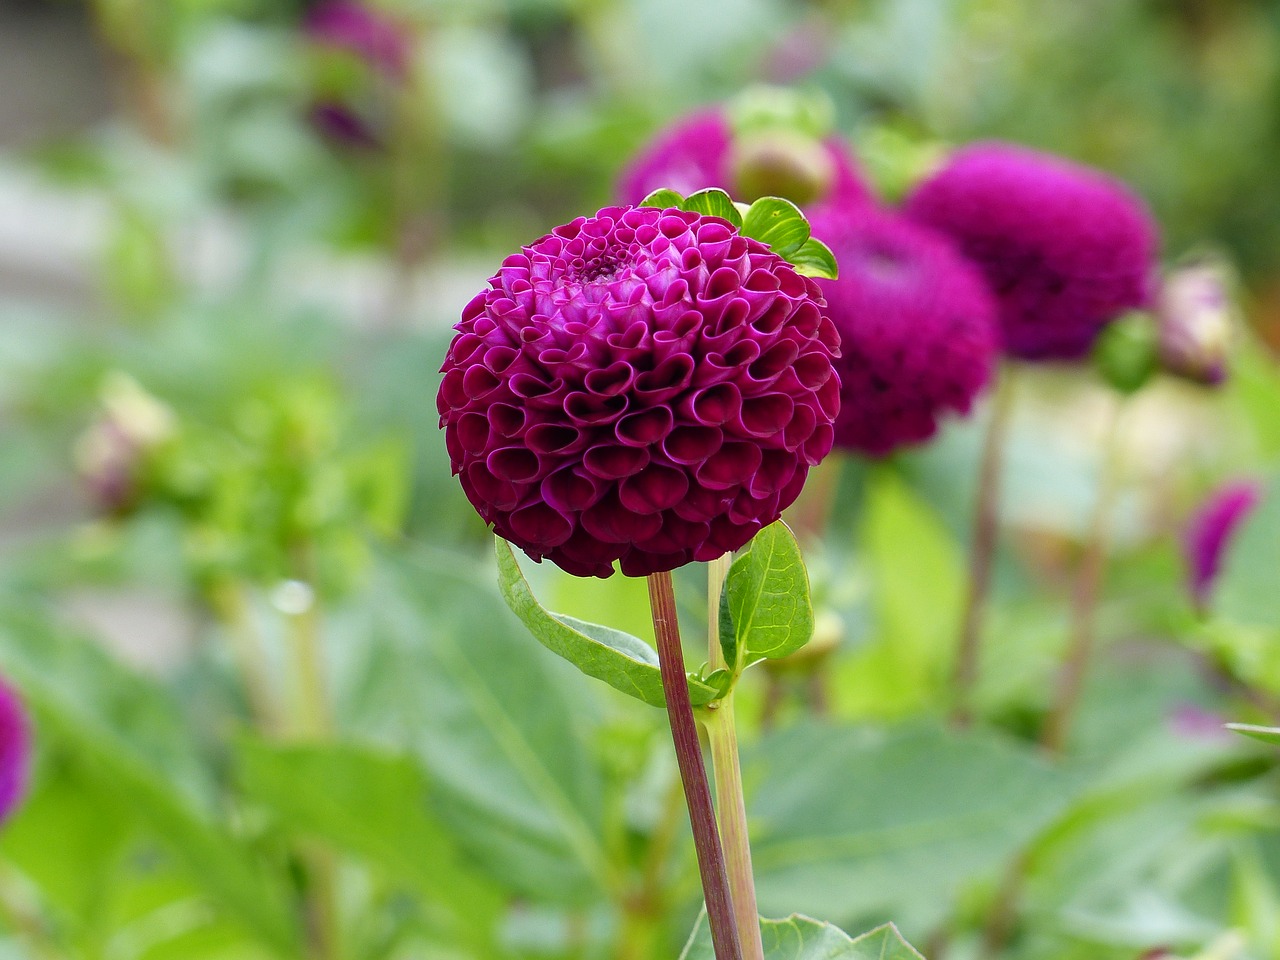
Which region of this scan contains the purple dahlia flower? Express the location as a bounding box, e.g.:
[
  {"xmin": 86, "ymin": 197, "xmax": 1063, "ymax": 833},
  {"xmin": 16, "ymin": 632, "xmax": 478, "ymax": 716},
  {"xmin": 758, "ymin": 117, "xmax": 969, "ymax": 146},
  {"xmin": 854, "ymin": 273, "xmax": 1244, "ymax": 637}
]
[
  {"xmin": 808, "ymin": 205, "xmax": 997, "ymax": 456},
  {"xmin": 905, "ymin": 142, "xmax": 1158, "ymax": 361},
  {"xmin": 1184, "ymin": 480, "xmax": 1262, "ymax": 612},
  {"xmin": 0, "ymin": 679, "xmax": 29, "ymax": 824},
  {"xmin": 618, "ymin": 110, "xmax": 869, "ymax": 213},
  {"xmin": 438, "ymin": 205, "xmax": 841, "ymax": 578}
]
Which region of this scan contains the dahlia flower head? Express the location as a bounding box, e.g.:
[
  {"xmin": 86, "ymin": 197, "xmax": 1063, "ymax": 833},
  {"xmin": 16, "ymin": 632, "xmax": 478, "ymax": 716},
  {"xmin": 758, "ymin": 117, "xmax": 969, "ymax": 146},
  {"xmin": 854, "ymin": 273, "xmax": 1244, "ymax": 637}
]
[
  {"xmin": 906, "ymin": 142, "xmax": 1158, "ymax": 361},
  {"xmin": 1184, "ymin": 480, "xmax": 1262, "ymax": 613},
  {"xmin": 438, "ymin": 205, "xmax": 841, "ymax": 578},
  {"xmin": 618, "ymin": 109, "xmax": 869, "ymax": 214},
  {"xmin": 0, "ymin": 678, "xmax": 30, "ymax": 824},
  {"xmin": 807, "ymin": 204, "xmax": 997, "ymax": 456}
]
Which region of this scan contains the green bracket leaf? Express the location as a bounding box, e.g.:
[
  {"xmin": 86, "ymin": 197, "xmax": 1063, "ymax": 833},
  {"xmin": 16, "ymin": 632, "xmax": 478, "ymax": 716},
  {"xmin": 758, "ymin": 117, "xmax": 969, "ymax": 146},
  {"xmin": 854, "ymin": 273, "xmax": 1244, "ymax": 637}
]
[
  {"xmin": 495, "ymin": 537, "xmax": 719, "ymax": 707},
  {"xmin": 639, "ymin": 188, "xmax": 685, "ymax": 209},
  {"xmin": 680, "ymin": 915, "xmax": 925, "ymax": 959},
  {"xmin": 740, "ymin": 197, "xmax": 812, "ymax": 257},
  {"xmin": 1227, "ymin": 723, "xmax": 1280, "ymax": 746},
  {"xmin": 636, "ymin": 189, "xmax": 835, "ymax": 278},
  {"xmin": 788, "ymin": 237, "xmax": 838, "ymax": 280},
  {"xmin": 682, "ymin": 188, "xmax": 743, "ymax": 229},
  {"xmin": 719, "ymin": 521, "xmax": 814, "ymax": 675}
]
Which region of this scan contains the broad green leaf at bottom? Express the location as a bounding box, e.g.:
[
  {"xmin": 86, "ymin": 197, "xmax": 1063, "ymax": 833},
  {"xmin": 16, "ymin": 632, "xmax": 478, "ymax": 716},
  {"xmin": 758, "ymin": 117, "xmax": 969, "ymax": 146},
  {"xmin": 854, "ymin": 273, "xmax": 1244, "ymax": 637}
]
[{"xmin": 679, "ymin": 914, "xmax": 925, "ymax": 959}]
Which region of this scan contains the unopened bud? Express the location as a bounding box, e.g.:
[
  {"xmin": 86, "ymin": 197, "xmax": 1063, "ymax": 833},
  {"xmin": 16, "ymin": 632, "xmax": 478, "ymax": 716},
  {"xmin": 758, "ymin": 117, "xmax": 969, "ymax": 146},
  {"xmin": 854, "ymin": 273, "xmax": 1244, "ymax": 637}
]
[
  {"xmin": 1157, "ymin": 256, "xmax": 1235, "ymax": 386},
  {"xmin": 731, "ymin": 131, "xmax": 835, "ymax": 206},
  {"xmin": 1093, "ymin": 311, "xmax": 1158, "ymax": 395}
]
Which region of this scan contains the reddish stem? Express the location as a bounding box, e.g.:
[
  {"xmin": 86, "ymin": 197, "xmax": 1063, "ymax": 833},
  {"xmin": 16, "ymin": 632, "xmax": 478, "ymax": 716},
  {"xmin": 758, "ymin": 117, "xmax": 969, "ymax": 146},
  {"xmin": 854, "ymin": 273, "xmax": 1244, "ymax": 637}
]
[{"xmin": 647, "ymin": 571, "xmax": 744, "ymax": 960}]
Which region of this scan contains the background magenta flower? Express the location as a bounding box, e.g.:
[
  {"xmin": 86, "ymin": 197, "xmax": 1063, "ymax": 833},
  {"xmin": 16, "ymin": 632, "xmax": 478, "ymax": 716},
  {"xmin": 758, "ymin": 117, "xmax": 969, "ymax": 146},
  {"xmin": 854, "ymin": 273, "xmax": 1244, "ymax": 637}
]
[
  {"xmin": 808, "ymin": 204, "xmax": 997, "ymax": 456},
  {"xmin": 304, "ymin": 0, "xmax": 411, "ymax": 81},
  {"xmin": 438, "ymin": 205, "xmax": 841, "ymax": 578},
  {"xmin": 905, "ymin": 142, "xmax": 1158, "ymax": 361},
  {"xmin": 1184, "ymin": 480, "xmax": 1262, "ymax": 612},
  {"xmin": 618, "ymin": 109, "xmax": 869, "ymax": 212},
  {"xmin": 0, "ymin": 678, "xmax": 30, "ymax": 824}
]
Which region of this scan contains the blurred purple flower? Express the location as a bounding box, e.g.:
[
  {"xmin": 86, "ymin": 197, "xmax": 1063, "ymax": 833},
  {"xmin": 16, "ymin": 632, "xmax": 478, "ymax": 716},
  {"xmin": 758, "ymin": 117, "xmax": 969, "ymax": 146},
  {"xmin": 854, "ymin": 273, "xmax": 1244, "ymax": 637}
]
[
  {"xmin": 808, "ymin": 204, "xmax": 998, "ymax": 456},
  {"xmin": 307, "ymin": 102, "xmax": 381, "ymax": 149},
  {"xmin": 438, "ymin": 205, "xmax": 840, "ymax": 578},
  {"xmin": 618, "ymin": 109, "xmax": 869, "ymax": 212},
  {"xmin": 906, "ymin": 142, "xmax": 1158, "ymax": 361},
  {"xmin": 1184, "ymin": 480, "xmax": 1262, "ymax": 612},
  {"xmin": 1168, "ymin": 703, "xmax": 1231, "ymax": 742},
  {"xmin": 304, "ymin": 0, "xmax": 411, "ymax": 80},
  {"xmin": 0, "ymin": 679, "xmax": 30, "ymax": 824}
]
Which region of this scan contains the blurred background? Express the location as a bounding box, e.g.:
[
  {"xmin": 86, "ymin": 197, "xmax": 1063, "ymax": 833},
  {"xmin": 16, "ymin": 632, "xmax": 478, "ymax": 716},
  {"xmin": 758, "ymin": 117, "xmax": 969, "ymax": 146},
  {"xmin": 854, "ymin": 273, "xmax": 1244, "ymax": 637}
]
[{"xmin": 1, "ymin": 1, "xmax": 1280, "ymax": 958}]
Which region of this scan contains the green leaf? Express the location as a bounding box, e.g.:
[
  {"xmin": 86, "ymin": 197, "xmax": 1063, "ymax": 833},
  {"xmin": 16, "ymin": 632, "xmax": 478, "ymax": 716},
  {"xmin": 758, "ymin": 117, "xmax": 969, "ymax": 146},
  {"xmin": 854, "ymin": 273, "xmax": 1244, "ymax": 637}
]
[
  {"xmin": 681, "ymin": 188, "xmax": 743, "ymax": 229},
  {"xmin": 237, "ymin": 738, "xmax": 505, "ymax": 954},
  {"xmin": 720, "ymin": 521, "xmax": 814, "ymax": 673},
  {"xmin": 495, "ymin": 537, "xmax": 719, "ymax": 707},
  {"xmin": 680, "ymin": 915, "xmax": 925, "ymax": 959},
  {"xmin": 1227, "ymin": 723, "xmax": 1280, "ymax": 746},
  {"xmin": 835, "ymin": 469, "xmax": 964, "ymax": 719},
  {"xmin": 749, "ymin": 722, "xmax": 1074, "ymax": 933},
  {"xmin": 740, "ymin": 197, "xmax": 811, "ymax": 256},
  {"xmin": 639, "ymin": 188, "xmax": 685, "ymax": 209},
  {"xmin": 362, "ymin": 550, "xmax": 613, "ymax": 904},
  {"xmin": 787, "ymin": 237, "xmax": 838, "ymax": 280},
  {"xmin": 0, "ymin": 607, "xmax": 297, "ymax": 953}
]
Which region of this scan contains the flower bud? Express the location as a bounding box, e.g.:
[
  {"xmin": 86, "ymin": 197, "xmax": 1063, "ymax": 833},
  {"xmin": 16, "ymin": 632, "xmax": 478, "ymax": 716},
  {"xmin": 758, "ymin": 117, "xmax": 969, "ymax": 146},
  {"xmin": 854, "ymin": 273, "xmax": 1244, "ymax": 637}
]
[
  {"xmin": 1156, "ymin": 256, "xmax": 1235, "ymax": 386},
  {"xmin": 74, "ymin": 373, "xmax": 175, "ymax": 516},
  {"xmin": 1184, "ymin": 480, "xmax": 1262, "ymax": 614},
  {"xmin": 1092, "ymin": 310, "xmax": 1159, "ymax": 395},
  {"xmin": 730, "ymin": 131, "xmax": 836, "ymax": 207},
  {"xmin": 0, "ymin": 678, "xmax": 30, "ymax": 825}
]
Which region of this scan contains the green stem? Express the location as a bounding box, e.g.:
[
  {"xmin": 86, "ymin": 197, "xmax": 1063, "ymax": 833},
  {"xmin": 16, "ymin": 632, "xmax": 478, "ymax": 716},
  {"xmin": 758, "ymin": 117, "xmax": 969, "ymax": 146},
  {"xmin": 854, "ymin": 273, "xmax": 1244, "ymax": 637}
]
[
  {"xmin": 701, "ymin": 704, "xmax": 763, "ymax": 960},
  {"xmin": 284, "ymin": 592, "xmax": 332, "ymax": 739},
  {"xmin": 1041, "ymin": 396, "xmax": 1128, "ymax": 754},
  {"xmin": 952, "ymin": 367, "xmax": 1017, "ymax": 727},
  {"xmin": 280, "ymin": 562, "xmax": 339, "ymax": 959},
  {"xmin": 209, "ymin": 580, "xmax": 280, "ymax": 734},
  {"xmin": 704, "ymin": 555, "xmax": 765, "ymax": 960},
  {"xmin": 646, "ymin": 572, "xmax": 743, "ymax": 960}
]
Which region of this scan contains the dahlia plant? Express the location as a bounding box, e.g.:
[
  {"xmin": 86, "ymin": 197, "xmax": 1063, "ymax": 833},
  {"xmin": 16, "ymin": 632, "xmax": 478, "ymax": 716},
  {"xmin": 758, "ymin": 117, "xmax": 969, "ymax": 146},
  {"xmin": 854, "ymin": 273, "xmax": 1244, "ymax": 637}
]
[
  {"xmin": 438, "ymin": 191, "xmax": 920, "ymax": 959},
  {"xmin": 904, "ymin": 141, "xmax": 1161, "ymax": 737}
]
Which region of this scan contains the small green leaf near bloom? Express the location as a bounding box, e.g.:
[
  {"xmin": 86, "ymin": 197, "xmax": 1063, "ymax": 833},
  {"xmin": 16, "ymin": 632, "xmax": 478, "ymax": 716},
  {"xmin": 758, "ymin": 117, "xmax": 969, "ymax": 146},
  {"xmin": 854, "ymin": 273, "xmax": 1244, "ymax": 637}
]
[
  {"xmin": 680, "ymin": 915, "xmax": 925, "ymax": 960},
  {"xmin": 639, "ymin": 188, "xmax": 685, "ymax": 209},
  {"xmin": 1227, "ymin": 723, "xmax": 1280, "ymax": 746},
  {"xmin": 740, "ymin": 197, "xmax": 812, "ymax": 257},
  {"xmin": 682, "ymin": 188, "xmax": 744, "ymax": 229},
  {"xmin": 788, "ymin": 237, "xmax": 838, "ymax": 280},
  {"xmin": 719, "ymin": 521, "xmax": 814, "ymax": 674},
  {"xmin": 495, "ymin": 537, "xmax": 720, "ymax": 707}
]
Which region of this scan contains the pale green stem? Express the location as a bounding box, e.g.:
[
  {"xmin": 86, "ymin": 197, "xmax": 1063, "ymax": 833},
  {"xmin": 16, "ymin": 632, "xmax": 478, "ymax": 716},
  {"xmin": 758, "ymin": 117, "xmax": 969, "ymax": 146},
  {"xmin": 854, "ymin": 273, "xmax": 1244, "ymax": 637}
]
[
  {"xmin": 702, "ymin": 556, "xmax": 765, "ymax": 960},
  {"xmin": 281, "ymin": 558, "xmax": 339, "ymax": 960},
  {"xmin": 209, "ymin": 580, "xmax": 280, "ymax": 734},
  {"xmin": 1041, "ymin": 396, "xmax": 1128, "ymax": 754}
]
